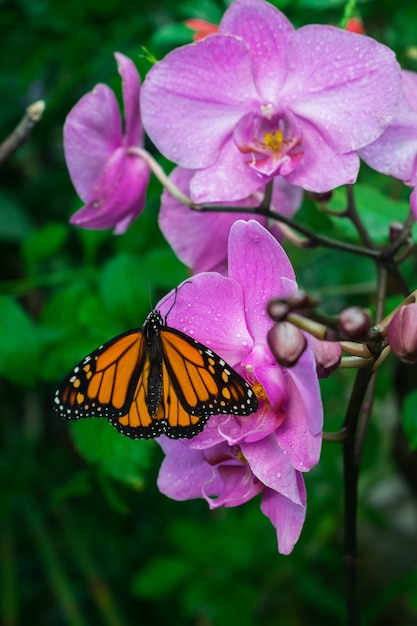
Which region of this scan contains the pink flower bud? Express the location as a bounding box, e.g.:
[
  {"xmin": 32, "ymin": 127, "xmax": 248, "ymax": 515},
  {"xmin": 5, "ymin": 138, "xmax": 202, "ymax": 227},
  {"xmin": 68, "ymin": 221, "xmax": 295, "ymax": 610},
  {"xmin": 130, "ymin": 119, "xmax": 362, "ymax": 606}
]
[
  {"xmin": 387, "ymin": 303, "xmax": 417, "ymax": 364},
  {"xmin": 267, "ymin": 291, "xmax": 316, "ymax": 322},
  {"xmin": 338, "ymin": 306, "xmax": 371, "ymax": 340},
  {"xmin": 267, "ymin": 322, "xmax": 307, "ymax": 367},
  {"xmin": 267, "ymin": 300, "xmax": 290, "ymax": 322},
  {"xmin": 311, "ymin": 337, "xmax": 342, "ymax": 378}
]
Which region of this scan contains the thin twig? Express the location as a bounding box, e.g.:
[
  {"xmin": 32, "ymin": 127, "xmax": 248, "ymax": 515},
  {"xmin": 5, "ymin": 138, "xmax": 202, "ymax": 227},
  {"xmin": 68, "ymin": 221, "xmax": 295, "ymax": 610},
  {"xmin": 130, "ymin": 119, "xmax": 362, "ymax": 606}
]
[
  {"xmin": 345, "ymin": 185, "xmax": 375, "ymax": 249},
  {"xmin": 0, "ymin": 100, "xmax": 45, "ymax": 166},
  {"xmin": 197, "ymin": 203, "xmax": 382, "ymax": 260}
]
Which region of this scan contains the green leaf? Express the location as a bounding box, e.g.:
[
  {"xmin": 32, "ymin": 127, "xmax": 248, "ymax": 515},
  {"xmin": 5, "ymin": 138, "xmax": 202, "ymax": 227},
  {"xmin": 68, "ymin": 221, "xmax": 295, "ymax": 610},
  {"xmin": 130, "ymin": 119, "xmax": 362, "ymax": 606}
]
[
  {"xmin": 132, "ymin": 556, "xmax": 193, "ymax": 598},
  {"xmin": 69, "ymin": 419, "xmax": 156, "ymax": 488},
  {"xmin": 98, "ymin": 253, "xmax": 149, "ymax": 327},
  {"xmin": 22, "ymin": 222, "xmax": 68, "ymax": 273},
  {"xmin": 0, "ymin": 191, "xmax": 32, "ymax": 242},
  {"xmin": 150, "ymin": 23, "xmax": 192, "ymax": 49},
  {"xmin": 40, "ymin": 281, "xmax": 121, "ymax": 380},
  {"xmin": 402, "ymin": 389, "xmax": 417, "ymax": 450},
  {"xmin": 0, "ymin": 295, "xmax": 39, "ymax": 387},
  {"xmin": 295, "ymin": 0, "xmax": 345, "ymax": 8},
  {"xmin": 76, "ymin": 227, "xmax": 111, "ymax": 266},
  {"xmin": 52, "ymin": 469, "xmax": 93, "ymax": 504}
]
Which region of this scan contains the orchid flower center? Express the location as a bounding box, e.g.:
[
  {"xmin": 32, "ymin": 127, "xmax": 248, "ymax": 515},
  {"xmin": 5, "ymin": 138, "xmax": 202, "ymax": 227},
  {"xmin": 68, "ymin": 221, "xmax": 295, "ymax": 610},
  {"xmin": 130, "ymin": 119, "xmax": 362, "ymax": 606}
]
[
  {"xmin": 234, "ymin": 109, "xmax": 303, "ymax": 178},
  {"xmin": 252, "ymin": 380, "xmax": 268, "ymax": 401},
  {"xmin": 263, "ymin": 130, "xmax": 284, "ymax": 152}
]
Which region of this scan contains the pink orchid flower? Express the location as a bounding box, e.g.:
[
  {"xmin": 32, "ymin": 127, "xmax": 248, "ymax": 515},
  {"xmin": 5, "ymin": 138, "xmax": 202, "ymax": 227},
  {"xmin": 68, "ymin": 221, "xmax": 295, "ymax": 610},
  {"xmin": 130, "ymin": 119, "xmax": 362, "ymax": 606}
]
[
  {"xmin": 64, "ymin": 52, "xmax": 149, "ymax": 234},
  {"xmin": 359, "ymin": 69, "xmax": 417, "ymax": 219},
  {"xmin": 155, "ymin": 220, "xmax": 323, "ymax": 553},
  {"xmin": 141, "ymin": 0, "xmax": 401, "ymax": 203}
]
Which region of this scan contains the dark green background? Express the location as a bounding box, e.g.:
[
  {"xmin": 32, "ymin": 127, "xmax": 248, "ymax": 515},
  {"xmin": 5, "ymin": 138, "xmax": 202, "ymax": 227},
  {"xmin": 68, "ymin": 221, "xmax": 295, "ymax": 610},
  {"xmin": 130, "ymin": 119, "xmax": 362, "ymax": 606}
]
[{"xmin": 1, "ymin": 0, "xmax": 417, "ymax": 624}]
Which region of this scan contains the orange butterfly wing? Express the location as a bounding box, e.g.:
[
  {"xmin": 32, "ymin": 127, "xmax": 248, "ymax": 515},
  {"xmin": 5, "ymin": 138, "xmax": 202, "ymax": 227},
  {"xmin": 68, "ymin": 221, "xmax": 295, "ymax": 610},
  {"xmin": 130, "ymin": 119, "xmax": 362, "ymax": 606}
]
[
  {"xmin": 54, "ymin": 315, "xmax": 258, "ymax": 440},
  {"xmin": 114, "ymin": 327, "xmax": 258, "ymax": 439},
  {"xmin": 53, "ymin": 330, "xmax": 145, "ymax": 421}
]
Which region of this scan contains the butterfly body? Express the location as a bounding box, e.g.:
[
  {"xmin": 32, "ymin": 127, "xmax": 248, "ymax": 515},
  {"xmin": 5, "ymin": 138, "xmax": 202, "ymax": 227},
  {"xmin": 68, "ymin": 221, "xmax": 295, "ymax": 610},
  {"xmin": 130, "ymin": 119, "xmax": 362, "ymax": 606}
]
[
  {"xmin": 143, "ymin": 311, "xmax": 164, "ymax": 416},
  {"xmin": 54, "ymin": 309, "xmax": 258, "ymax": 439}
]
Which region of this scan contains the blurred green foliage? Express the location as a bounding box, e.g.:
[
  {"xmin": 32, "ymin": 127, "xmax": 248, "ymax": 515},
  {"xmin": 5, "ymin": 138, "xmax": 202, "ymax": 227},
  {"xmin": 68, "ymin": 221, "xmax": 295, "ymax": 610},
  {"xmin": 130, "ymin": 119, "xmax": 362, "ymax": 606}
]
[{"xmin": 1, "ymin": 0, "xmax": 417, "ymax": 624}]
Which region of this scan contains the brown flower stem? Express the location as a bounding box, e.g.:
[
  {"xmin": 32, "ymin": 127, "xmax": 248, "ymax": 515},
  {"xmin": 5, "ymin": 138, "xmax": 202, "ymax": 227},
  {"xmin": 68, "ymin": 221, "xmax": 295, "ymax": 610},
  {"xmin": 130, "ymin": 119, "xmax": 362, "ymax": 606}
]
[
  {"xmin": 197, "ymin": 203, "xmax": 382, "ymax": 260},
  {"xmin": 342, "ymin": 366, "xmax": 376, "ymax": 626},
  {"xmin": 0, "ymin": 101, "xmax": 45, "ymax": 166},
  {"xmin": 345, "ymin": 185, "xmax": 375, "ymax": 249}
]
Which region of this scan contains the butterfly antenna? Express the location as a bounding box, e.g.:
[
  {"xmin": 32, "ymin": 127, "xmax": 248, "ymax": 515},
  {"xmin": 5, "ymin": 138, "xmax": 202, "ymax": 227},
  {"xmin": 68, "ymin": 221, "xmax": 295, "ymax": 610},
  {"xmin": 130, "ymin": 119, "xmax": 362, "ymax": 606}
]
[{"xmin": 163, "ymin": 280, "xmax": 193, "ymax": 324}]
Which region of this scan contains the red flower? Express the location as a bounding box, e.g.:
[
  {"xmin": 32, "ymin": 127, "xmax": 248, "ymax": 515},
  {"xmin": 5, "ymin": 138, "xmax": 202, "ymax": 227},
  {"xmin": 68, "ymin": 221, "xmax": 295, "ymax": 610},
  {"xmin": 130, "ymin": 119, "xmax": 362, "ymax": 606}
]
[{"xmin": 185, "ymin": 18, "xmax": 218, "ymax": 41}]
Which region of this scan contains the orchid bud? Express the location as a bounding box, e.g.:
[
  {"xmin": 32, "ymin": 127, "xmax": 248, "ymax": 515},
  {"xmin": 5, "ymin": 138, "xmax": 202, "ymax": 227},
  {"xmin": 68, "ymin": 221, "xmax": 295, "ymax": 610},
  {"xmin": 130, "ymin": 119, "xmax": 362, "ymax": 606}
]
[
  {"xmin": 311, "ymin": 336, "xmax": 342, "ymax": 378},
  {"xmin": 389, "ymin": 221, "xmax": 405, "ymax": 244},
  {"xmin": 345, "ymin": 17, "xmax": 365, "ymax": 35},
  {"xmin": 267, "ymin": 300, "xmax": 290, "ymax": 322},
  {"xmin": 268, "ymin": 290, "xmax": 316, "ymax": 322},
  {"xmin": 285, "ymin": 289, "xmax": 317, "ymax": 310},
  {"xmin": 338, "ymin": 306, "xmax": 371, "ymax": 341},
  {"xmin": 267, "ymin": 322, "xmax": 307, "ymax": 367},
  {"xmin": 184, "ymin": 18, "xmax": 218, "ymax": 41},
  {"xmin": 387, "ymin": 303, "xmax": 417, "ymax": 364}
]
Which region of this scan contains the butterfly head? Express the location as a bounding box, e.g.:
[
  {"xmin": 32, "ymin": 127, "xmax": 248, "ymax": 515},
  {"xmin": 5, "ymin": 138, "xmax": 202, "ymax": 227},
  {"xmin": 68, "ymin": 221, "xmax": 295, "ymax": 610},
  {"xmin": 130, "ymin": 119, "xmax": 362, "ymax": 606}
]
[{"xmin": 144, "ymin": 309, "xmax": 164, "ymax": 342}]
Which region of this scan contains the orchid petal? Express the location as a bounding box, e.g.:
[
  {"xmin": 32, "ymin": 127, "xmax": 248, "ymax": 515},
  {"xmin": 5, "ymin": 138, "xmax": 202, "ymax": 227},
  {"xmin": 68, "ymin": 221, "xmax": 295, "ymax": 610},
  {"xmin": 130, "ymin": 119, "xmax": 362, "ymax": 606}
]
[
  {"xmin": 228, "ymin": 220, "xmax": 296, "ymax": 341},
  {"xmin": 141, "ymin": 35, "xmax": 259, "ymax": 169},
  {"xmin": 189, "ymin": 138, "xmax": 268, "ymax": 203},
  {"xmin": 285, "ymin": 118, "xmax": 360, "ymax": 191},
  {"xmin": 275, "ymin": 350, "xmax": 323, "ymax": 471},
  {"xmin": 64, "ymin": 84, "xmax": 122, "ymax": 201},
  {"xmin": 157, "ymin": 438, "xmax": 222, "ymax": 499},
  {"xmin": 69, "ymin": 148, "xmax": 149, "ymax": 232},
  {"xmin": 157, "ymin": 274, "xmax": 254, "ymax": 366},
  {"xmin": 359, "ymin": 70, "xmax": 417, "ymax": 185},
  {"xmin": 219, "ymin": 0, "xmax": 293, "ymax": 101},
  {"xmin": 160, "ymin": 167, "xmax": 268, "ymax": 273},
  {"xmin": 242, "ymin": 434, "xmax": 302, "ymax": 504},
  {"xmin": 203, "ymin": 464, "xmax": 262, "ymax": 508},
  {"xmin": 282, "ymin": 25, "xmax": 401, "ymax": 151},
  {"xmin": 114, "ymin": 52, "xmax": 142, "ymax": 147},
  {"xmin": 261, "ymin": 473, "xmax": 306, "ymax": 554}
]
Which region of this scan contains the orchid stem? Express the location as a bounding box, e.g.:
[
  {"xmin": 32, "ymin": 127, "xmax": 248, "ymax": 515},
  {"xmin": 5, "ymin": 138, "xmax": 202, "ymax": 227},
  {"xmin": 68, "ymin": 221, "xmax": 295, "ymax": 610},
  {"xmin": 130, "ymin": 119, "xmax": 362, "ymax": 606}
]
[
  {"xmin": 345, "ymin": 185, "xmax": 374, "ymax": 249},
  {"xmin": 197, "ymin": 203, "xmax": 381, "ymax": 260},
  {"xmin": 343, "ymin": 366, "xmax": 375, "ymax": 626},
  {"xmin": 129, "ymin": 147, "xmax": 195, "ymax": 207},
  {"xmin": 0, "ymin": 100, "xmax": 45, "ymax": 166}
]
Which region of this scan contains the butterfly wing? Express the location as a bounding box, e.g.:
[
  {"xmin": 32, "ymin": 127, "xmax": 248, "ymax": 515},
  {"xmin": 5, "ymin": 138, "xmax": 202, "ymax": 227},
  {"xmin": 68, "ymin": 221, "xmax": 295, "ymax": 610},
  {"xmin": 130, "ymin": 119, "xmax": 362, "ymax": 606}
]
[
  {"xmin": 54, "ymin": 318, "xmax": 258, "ymax": 440},
  {"xmin": 113, "ymin": 328, "xmax": 258, "ymax": 439},
  {"xmin": 53, "ymin": 329, "xmax": 145, "ymax": 421},
  {"xmin": 158, "ymin": 327, "xmax": 258, "ymax": 438}
]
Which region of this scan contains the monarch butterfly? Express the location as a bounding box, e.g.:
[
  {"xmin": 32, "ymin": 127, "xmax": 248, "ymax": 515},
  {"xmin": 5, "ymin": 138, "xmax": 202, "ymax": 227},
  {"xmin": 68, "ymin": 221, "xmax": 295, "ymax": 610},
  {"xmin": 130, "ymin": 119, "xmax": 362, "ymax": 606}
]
[{"xmin": 53, "ymin": 309, "xmax": 258, "ymax": 439}]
